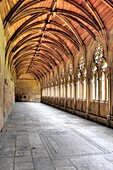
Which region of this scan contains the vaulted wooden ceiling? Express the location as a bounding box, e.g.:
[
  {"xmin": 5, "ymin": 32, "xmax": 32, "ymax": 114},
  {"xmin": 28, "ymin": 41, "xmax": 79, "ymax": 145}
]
[{"xmin": 0, "ymin": 0, "xmax": 113, "ymax": 79}]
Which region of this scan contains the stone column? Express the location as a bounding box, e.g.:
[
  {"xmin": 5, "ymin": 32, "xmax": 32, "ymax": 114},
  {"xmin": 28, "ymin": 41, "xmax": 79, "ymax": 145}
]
[
  {"xmin": 107, "ymin": 67, "xmax": 112, "ymax": 125},
  {"xmin": 58, "ymin": 83, "xmax": 60, "ymax": 106},
  {"xmin": 64, "ymin": 83, "xmax": 67, "ymax": 110},
  {"xmin": 97, "ymin": 67, "xmax": 100, "ymax": 117},
  {"xmin": 40, "ymin": 87, "xmax": 43, "ymax": 102},
  {"xmin": 86, "ymin": 77, "xmax": 90, "ymax": 118},
  {"xmin": 0, "ymin": 15, "xmax": 5, "ymax": 131},
  {"xmin": 73, "ymin": 81, "xmax": 76, "ymax": 113},
  {"xmin": 108, "ymin": 60, "xmax": 113, "ymax": 122}
]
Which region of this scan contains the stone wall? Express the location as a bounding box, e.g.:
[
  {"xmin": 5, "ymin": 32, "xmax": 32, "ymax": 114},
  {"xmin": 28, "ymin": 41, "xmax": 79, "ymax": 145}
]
[
  {"xmin": 15, "ymin": 74, "xmax": 40, "ymax": 102},
  {"xmin": 4, "ymin": 68, "xmax": 15, "ymax": 120},
  {"xmin": 0, "ymin": 15, "xmax": 5, "ymax": 131},
  {"xmin": 0, "ymin": 15, "xmax": 15, "ymax": 131}
]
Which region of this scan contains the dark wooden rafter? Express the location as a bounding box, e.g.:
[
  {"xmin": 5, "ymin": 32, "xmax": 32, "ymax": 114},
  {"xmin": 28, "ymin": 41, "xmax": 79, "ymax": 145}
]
[
  {"xmin": 64, "ymin": 0, "xmax": 103, "ymax": 31},
  {"xmin": 48, "ymin": 32, "xmax": 73, "ymax": 55},
  {"xmin": 2, "ymin": 0, "xmax": 112, "ymax": 79},
  {"xmin": 36, "ymin": 52, "xmax": 58, "ymax": 66},
  {"xmin": 9, "ymin": 9, "xmax": 98, "ymax": 42},
  {"xmin": 12, "ymin": 39, "xmax": 40, "ymax": 53},
  {"xmin": 3, "ymin": 0, "xmax": 25, "ymax": 27},
  {"xmin": 102, "ymin": 0, "xmax": 113, "ymax": 9},
  {"xmin": 10, "ymin": 8, "xmax": 50, "ymax": 25},
  {"xmin": 85, "ymin": 0, "xmax": 106, "ymax": 36},
  {"xmin": 65, "ymin": 13, "xmax": 97, "ymax": 40},
  {"xmin": 6, "ymin": 12, "xmax": 96, "ymax": 61},
  {"xmin": 10, "ymin": 41, "xmax": 61, "ymax": 71},
  {"xmin": 43, "ymin": 35, "xmax": 70, "ymax": 55},
  {"xmin": 5, "ymin": 13, "xmax": 46, "ymax": 59},
  {"xmin": 10, "ymin": 14, "xmax": 46, "ymax": 41},
  {"xmin": 9, "ymin": 50, "xmax": 36, "ymax": 69},
  {"xmin": 39, "ymin": 46, "xmax": 63, "ymax": 62},
  {"xmin": 13, "ymin": 0, "xmax": 49, "ymax": 19},
  {"xmin": 39, "ymin": 49, "xmax": 62, "ymax": 64},
  {"xmin": 11, "ymin": 53, "xmax": 34, "ymax": 68},
  {"xmin": 11, "ymin": 34, "xmax": 40, "ymax": 52},
  {"xmin": 63, "ymin": 0, "xmax": 95, "ymax": 20},
  {"xmin": 57, "ymin": 9, "xmax": 100, "ymax": 31},
  {"xmin": 60, "ymin": 13, "xmax": 96, "ymax": 39},
  {"xmin": 12, "ymin": 33, "xmax": 71, "ymax": 62},
  {"xmin": 14, "ymin": 56, "xmax": 52, "ymax": 69},
  {"xmin": 5, "ymin": 5, "xmax": 99, "ymax": 52},
  {"xmin": 8, "ymin": 26, "xmax": 76, "ymax": 71},
  {"xmin": 45, "ymin": 28, "xmax": 79, "ymax": 50},
  {"xmin": 6, "ymin": 7, "xmax": 99, "ymax": 68},
  {"xmin": 10, "ymin": 52, "xmax": 52, "ymax": 73},
  {"xmin": 31, "ymin": 62, "xmax": 52, "ymax": 73},
  {"xmin": 8, "ymin": 45, "xmax": 36, "ymax": 65},
  {"xmin": 15, "ymin": 63, "xmax": 47, "ymax": 77},
  {"xmin": 57, "ymin": 14, "xmax": 83, "ymax": 46},
  {"xmin": 5, "ymin": 0, "xmax": 95, "ymax": 27},
  {"xmin": 27, "ymin": 66, "xmax": 48, "ymax": 77},
  {"xmin": 13, "ymin": 51, "xmax": 55, "ymax": 70},
  {"xmin": 41, "ymin": 41, "xmax": 69, "ymax": 58},
  {"xmin": 50, "ymin": 20, "xmax": 80, "ymax": 47},
  {"xmin": 15, "ymin": 62, "xmax": 50, "ymax": 75},
  {"xmin": 26, "ymin": 0, "xmax": 56, "ymax": 74},
  {"xmin": 26, "ymin": 53, "xmax": 46, "ymax": 74},
  {"xmin": 34, "ymin": 58, "xmax": 54, "ymax": 69},
  {"xmin": 12, "ymin": 26, "xmax": 42, "ymax": 40},
  {"xmin": 16, "ymin": 69, "xmax": 41, "ymax": 79},
  {"xmin": 4, "ymin": 0, "xmax": 48, "ymax": 27}
]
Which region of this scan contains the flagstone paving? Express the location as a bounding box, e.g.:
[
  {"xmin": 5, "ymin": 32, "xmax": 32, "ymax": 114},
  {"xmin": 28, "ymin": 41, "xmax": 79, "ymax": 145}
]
[{"xmin": 0, "ymin": 102, "xmax": 113, "ymax": 170}]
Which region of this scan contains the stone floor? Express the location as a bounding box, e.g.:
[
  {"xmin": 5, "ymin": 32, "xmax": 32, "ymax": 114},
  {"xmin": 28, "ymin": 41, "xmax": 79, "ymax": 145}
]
[{"xmin": 0, "ymin": 103, "xmax": 113, "ymax": 170}]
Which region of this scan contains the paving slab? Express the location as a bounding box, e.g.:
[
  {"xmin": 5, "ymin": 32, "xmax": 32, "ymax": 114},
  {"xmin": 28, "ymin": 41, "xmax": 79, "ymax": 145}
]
[{"xmin": 0, "ymin": 102, "xmax": 113, "ymax": 170}]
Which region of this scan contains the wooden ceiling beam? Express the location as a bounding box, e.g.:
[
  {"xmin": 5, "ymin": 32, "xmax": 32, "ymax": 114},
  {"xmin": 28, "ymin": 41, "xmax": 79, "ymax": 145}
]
[{"xmin": 4, "ymin": 0, "xmax": 25, "ymax": 27}]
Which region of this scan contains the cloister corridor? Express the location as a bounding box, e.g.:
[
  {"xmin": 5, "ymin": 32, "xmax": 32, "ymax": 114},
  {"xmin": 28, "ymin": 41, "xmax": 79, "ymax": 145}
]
[
  {"xmin": 0, "ymin": 102, "xmax": 113, "ymax": 170},
  {"xmin": 1, "ymin": 0, "xmax": 113, "ymax": 169}
]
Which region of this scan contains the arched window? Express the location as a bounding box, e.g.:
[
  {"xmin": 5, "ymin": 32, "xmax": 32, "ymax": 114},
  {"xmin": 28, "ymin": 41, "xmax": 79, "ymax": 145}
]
[
  {"xmin": 76, "ymin": 70, "xmax": 83, "ymax": 99},
  {"xmin": 47, "ymin": 85, "xmax": 50, "ymax": 96},
  {"xmin": 91, "ymin": 64, "xmax": 97, "ymax": 100},
  {"xmin": 45, "ymin": 85, "xmax": 47, "ymax": 96},
  {"xmin": 50, "ymin": 77, "xmax": 54, "ymax": 97},
  {"xmin": 76, "ymin": 56, "xmax": 86, "ymax": 100},
  {"xmin": 67, "ymin": 63, "xmax": 74, "ymax": 98},
  {"xmin": 60, "ymin": 83, "xmax": 63, "ymax": 97},
  {"xmin": 71, "ymin": 75, "xmax": 74, "ymax": 98},
  {"xmin": 91, "ymin": 42, "xmax": 108, "ymax": 102},
  {"xmin": 83, "ymin": 67, "xmax": 87, "ymax": 100},
  {"xmin": 55, "ymin": 75, "xmax": 59, "ymax": 97},
  {"xmin": 100, "ymin": 58, "xmax": 108, "ymax": 101},
  {"xmin": 60, "ymin": 68, "xmax": 64, "ymax": 97},
  {"xmin": 83, "ymin": 78, "xmax": 86, "ymax": 100}
]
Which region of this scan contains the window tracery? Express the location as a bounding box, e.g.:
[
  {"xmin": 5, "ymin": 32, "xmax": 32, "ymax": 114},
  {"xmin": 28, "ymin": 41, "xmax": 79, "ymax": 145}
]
[
  {"xmin": 67, "ymin": 63, "xmax": 74, "ymax": 98},
  {"xmin": 76, "ymin": 56, "xmax": 86, "ymax": 100},
  {"xmin": 91, "ymin": 42, "xmax": 108, "ymax": 102}
]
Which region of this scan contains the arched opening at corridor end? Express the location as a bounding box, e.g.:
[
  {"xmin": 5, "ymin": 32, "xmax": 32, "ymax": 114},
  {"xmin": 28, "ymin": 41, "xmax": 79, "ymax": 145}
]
[{"xmin": 15, "ymin": 74, "xmax": 41, "ymax": 102}]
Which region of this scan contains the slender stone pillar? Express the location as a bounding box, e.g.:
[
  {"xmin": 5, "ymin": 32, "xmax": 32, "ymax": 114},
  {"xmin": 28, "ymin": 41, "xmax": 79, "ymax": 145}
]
[
  {"xmin": 109, "ymin": 60, "xmax": 113, "ymax": 122},
  {"xmin": 73, "ymin": 81, "xmax": 76, "ymax": 113},
  {"xmin": 97, "ymin": 68, "xmax": 100, "ymax": 117},
  {"xmin": 64, "ymin": 83, "xmax": 67, "ymax": 110},
  {"xmin": 86, "ymin": 77, "xmax": 90, "ymax": 118},
  {"xmin": 40, "ymin": 87, "xmax": 43, "ymax": 102},
  {"xmin": 58, "ymin": 84, "xmax": 60, "ymax": 106},
  {"xmin": 107, "ymin": 67, "xmax": 112, "ymax": 126}
]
